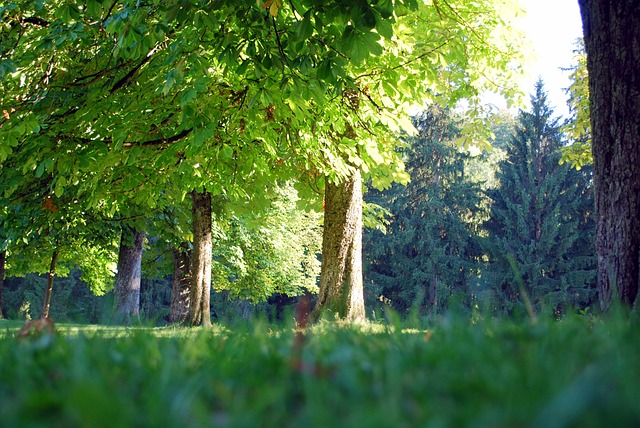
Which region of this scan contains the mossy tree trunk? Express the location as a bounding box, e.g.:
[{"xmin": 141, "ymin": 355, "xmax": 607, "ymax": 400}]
[
  {"xmin": 579, "ymin": 0, "xmax": 640, "ymax": 309},
  {"xmin": 114, "ymin": 227, "xmax": 145, "ymax": 323},
  {"xmin": 312, "ymin": 168, "xmax": 365, "ymax": 322},
  {"xmin": 41, "ymin": 249, "xmax": 59, "ymax": 319},
  {"xmin": 170, "ymin": 242, "xmax": 191, "ymax": 324},
  {"xmin": 189, "ymin": 189, "xmax": 212, "ymax": 327}
]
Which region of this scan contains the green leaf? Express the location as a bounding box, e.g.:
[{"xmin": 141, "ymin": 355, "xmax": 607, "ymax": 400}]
[
  {"xmin": 375, "ymin": 17, "xmax": 394, "ymax": 39},
  {"xmin": 86, "ymin": 0, "xmax": 103, "ymax": 18},
  {"xmin": 35, "ymin": 162, "xmax": 45, "ymax": 178},
  {"xmin": 54, "ymin": 176, "xmax": 67, "ymax": 197},
  {"xmin": 181, "ymin": 88, "xmax": 198, "ymax": 107},
  {"xmin": 365, "ymin": 141, "xmax": 385, "ymax": 164},
  {"xmin": 297, "ymin": 11, "xmax": 313, "ymax": 40},
  {"xmin": 375, "ymin": 0, "xmax": 394, "ymax": 19},
  {"xmin": 221, "ymin": 145, "xmax": 233, "ymax": 161},
  {"xmin": 345, "ymin": 29, "xmax": 382, "ymax": 64}
]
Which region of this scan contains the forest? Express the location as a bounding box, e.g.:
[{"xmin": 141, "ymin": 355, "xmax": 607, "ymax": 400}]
[{"xmin": 1, "ymin": 0, "xmax": 639, "ymax": 426}]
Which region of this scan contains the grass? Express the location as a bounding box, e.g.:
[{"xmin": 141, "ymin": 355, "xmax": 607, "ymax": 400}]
[{"xmin": 1, "ymin": 313, "xmax": 639, "ymax": 428}]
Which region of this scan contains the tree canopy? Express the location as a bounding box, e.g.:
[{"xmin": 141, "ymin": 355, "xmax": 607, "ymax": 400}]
[{"xmin": 1, "ymin": 0, "xmax": 527, "ymax": 320}]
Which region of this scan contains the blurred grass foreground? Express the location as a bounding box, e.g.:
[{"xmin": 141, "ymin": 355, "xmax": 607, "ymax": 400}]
[{"xmin": 1, "ymin": 313, "xmax": 639, "ymax": 428}]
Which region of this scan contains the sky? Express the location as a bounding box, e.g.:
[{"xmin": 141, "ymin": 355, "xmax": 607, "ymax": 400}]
[{"xmin": 516, "ymin": 0, "xmax": 584, "ymax": 118}]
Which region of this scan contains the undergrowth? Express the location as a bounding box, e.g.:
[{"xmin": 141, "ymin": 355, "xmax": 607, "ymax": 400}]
[{"xmin": 0, "ymin": 312, "xmax": 639, "ymax": 428}]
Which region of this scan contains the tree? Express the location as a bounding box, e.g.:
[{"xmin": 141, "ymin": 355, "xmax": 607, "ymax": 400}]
[
  {"xmin": 169, "ymin": 242, "xmax": 191, "ymax": 324},
  {"xmin": 210, "ymin": 184, "xmax": 322, "ymax": 304},
  {"xmin": 312, "ymin": 168, "xmax": 365, "ymax": 321},
  {"xmin": 189, "ymin": 189, "xmax": 212, "ymax": 327},
  {"xmin": 113, "ymin": 226, "xmax": 145, "ymax": 323},
  {"xmin": 578, "ymin": 0, "xmax": 640, "ymax": 310},
  {"xmin": 0, "ymin": 155, "xmax": 118, "ymax": 320},
  {"xmin": 364, "ymin": 106, "xmax": 487, "ymax": 316},
  {"xmin": 307, "ymin": 0, "xmax": 526, "ymax": 320},
  {"xmin": 1, "ymin": 0, "xmax": 524, "ymax": 323},
  {"xmin": 485, "ymin": 80, "xmax": 596, "ymax": 315}
]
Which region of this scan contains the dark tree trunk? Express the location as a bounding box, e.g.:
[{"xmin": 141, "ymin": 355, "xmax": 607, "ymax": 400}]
[
  {"xmin": 0, "ymin": 250, "xmax": 6, "ymax": 319},
  {"xmin": 189, "ymin": 189, "xmax": 212, "ymax": 327},
  {"xmin": 41, "ymin": 249, "xmax": 59, "ymax": 319},
  {"xmin": 311, "ymin": 168, "xmax": 365, "ymax": 322},
  {"xmin": 578, "ymin": 0, "xmax": 640, "ymax": 310},
  {"xmin": 170, "ymin": 242, "xmax": 191, "ymax": 324},
  {"xmin": 114, "ymin": 227, "xmax": 145, "ymax": 323}
]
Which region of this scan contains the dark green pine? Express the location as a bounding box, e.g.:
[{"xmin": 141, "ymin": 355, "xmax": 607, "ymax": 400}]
[
  {"xmin": 364, "ymin": 105, "xmax": 486, "ymax": 316},
  {"xmin": 484, "ymin": 79, "xmax": 596, "ymax": 315}
]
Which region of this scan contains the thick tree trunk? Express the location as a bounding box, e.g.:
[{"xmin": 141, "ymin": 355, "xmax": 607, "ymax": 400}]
[
  {"xmin": 189, "ymin": 189, "xmax": 212, "ymax": 327},
  {"xmin": 170, "ymin": 242, "xmax": 191, "ymax": 324},
  {"xmin": 578, "ymin": 0, "xmax": 640, "ymax": 310},
  {"xmin": 113, "ymin": 227, "xmax": 145, "ymax": 323},
  {"xmin": 0, "ymin": 250, "xmax": 5, "ymax": 319},
  {"xmin": 311, "ymin": 168, "xmax": 365, "ymax": 322},
  {"xmin": 41, "ymin": 249, "xmax": 59, "ymax": 319}
]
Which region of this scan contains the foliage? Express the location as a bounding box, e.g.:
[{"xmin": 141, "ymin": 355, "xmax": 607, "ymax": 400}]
[
  {"xmin": 561, "ymin": 40, "xmax": 592, "ymax": 169},
  {"xmin": 0, "ymin": 0, "xmax": 526, "ymax": 309},
  {"xmin": 1, "ymin": 313, "xmax": 640, "ymax": 427},
  {"xmin": 0, "ymin": 0, "xmax": 527, "ymax": 201},
  {"xmin": 211, "ymin": 184, "xmax": 322, "ymax": 303},
  {"xmin": 364, "ymin": 105, "xmax": 488, "ymax": 316},
  {"xmin": 137, "ymin": 182, "xmax": 321, "ymax": 307},
  {"xmin": 1, "ymin": 270, "xmax": 107, "ymax": 322},
  {"xmin": 484, "ymin": 80, "xmax": 596, "ymax": 315}
]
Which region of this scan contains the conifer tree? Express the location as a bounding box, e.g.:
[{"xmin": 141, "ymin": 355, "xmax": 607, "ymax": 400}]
[
  {"xmin": 364, "ymin": 106, "xmax": 486, "ymax": 316},
  {"xmin": 485, "ymin": 80, "xmax": 596, "ymax": 315}
]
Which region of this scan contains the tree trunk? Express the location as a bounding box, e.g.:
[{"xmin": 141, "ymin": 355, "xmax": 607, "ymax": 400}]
[
  {"xmin": 113, "ymin": 227, "xmax": 145, "ymax": 323},
  {"xmin": 578, "ymin": 0, "xmax": 640, "ymax": 310},
  {"xmin": 0, "ymin": 250, "xmax": 6, "ymax": 319},
  {"xmin": 41, "ymin": 249, "xmax": 59, "ymax": 319},
  {"xmin": 170, "ymin": 242, "xmax": 191, "ymax": 324},
  {"xmin": 311, "ymin": 168, "xmax": 365, "ymax": 322},
  {"xmin": 189, "ymin": 189, "xmax": 212, "ymax": 327}
]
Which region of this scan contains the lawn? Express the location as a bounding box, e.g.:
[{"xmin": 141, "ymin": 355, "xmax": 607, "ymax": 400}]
[{"xmin": 1, "ymin": 313, "xmax": 639, "ymax": 427}]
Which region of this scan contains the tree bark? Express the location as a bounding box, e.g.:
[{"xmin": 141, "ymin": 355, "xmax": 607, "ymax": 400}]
[
  {"xmin": 41, "ymin": 249, "xmax": 59, "ymax": 319},
  {"xmin": 0, "ymin": 250, "xmax": 6, "ymax": 319},
  {"xmin": 113, "ymin": 227, "xmax": 145, "ymax": 323},
  {"xmin": 311, "ymin": 168, "xmax": 366, "ymax": 322},
  {"xmin": 170, "ymin": 242, "xmax": 191, "ymax": 324},
  {"xmin": 189, "ymin": 189, "xmax": 212, "ymax": 327},
  {"xmin": 578, "ymin": 0, "xmax": 640, "ymax": 310}
]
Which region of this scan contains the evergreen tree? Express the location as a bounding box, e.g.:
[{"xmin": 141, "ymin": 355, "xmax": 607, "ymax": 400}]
[
  {"xmin": 364, "ymin": 106, "xmax": 486, "ymax": 316},
  {"xmin": 484, "ymin": 80, "xmax": 596, "ymax": 315}
]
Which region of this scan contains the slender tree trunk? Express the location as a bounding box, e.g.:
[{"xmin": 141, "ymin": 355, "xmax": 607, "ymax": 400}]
[
  {"xmin": 578, "ymin": 0, "xmax": 640, "ymax": 310},
  {"xmin": 41, "ymin": 249, "xmax": 59, "ymax": 319},
  {"xmin": 311, "ymin": 168, "xmax": 365, "ymax": 322},
  {"xmin": 189, "ymin": 189, "xmax": 212, "ymax": 327},
  {"xmin": 0, "ymin": 250, "xmax": 6, "ymax": 319},
  {"xmin": 170, "ymin": 242, "xmax": 191, "ymax": 324},
  {"xmin": 428, "ymin": 275, "xmax": 438, "ymax": 309},
  {"xmin": 114, "ymin": 227, "xmax": 145, "ymax": 323}
]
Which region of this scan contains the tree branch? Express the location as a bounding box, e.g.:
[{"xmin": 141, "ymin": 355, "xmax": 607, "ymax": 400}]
[
  {"xmin": 21, "ymin": 16, "xmax": 50, "ymax": 27},
  {"xmin": 122, "ymin": 128, "xmax": 193, "ymax": 147},
  {"xmin": 110, "ymin": 46, "xmax": 159, "ymax": 93}
]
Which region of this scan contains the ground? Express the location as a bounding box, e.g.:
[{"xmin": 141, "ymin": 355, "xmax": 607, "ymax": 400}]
[{"xmin": 0, "ymin": 313, "xmax": 638, "ymax": 427}]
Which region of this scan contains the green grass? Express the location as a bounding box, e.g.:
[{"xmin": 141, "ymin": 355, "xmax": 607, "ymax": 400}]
[{"xmin": 1, "ymin": 314, "xmax": 639, "ymax": 428}]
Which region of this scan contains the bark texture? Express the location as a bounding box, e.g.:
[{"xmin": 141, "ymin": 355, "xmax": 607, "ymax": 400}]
[
  {"xmin": 189, "ymin": 189, "xmax": 212, "ymax": 327},
  {"xmin": 312, "ymin": 168, "xmax": 365, "ymax": 322},
  {"xmin": 41, "ymin": 249, "xmax": 59, "ymax": 319},
  {"xmin": 114, "ymin": 227, "xmax": 145, "ymax": 323},
  {"xmin": 579, "ymin": 0, "xmax": 640, "ymax": 309},
  {"xmin": 170, "ymin": 242, "xmax": 191, "ymax": 324},
  {"xmin": 0, "ymin": 250, "xmax": 5, "ymax": 319}
]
